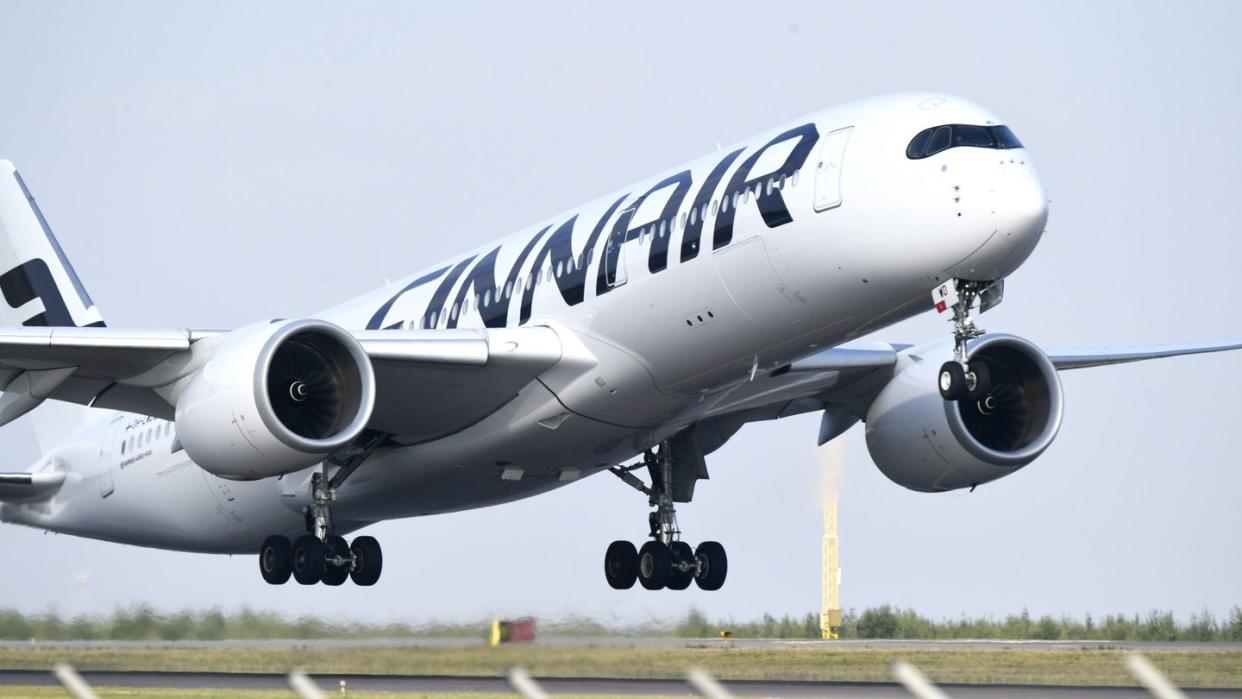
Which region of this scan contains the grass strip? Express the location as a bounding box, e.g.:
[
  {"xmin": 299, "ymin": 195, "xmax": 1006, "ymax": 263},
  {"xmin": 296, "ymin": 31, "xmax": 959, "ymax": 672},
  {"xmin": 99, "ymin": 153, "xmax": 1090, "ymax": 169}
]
[{"xmin": 0, "ymin": 645, "xmax": 1240, "ymax": 688}]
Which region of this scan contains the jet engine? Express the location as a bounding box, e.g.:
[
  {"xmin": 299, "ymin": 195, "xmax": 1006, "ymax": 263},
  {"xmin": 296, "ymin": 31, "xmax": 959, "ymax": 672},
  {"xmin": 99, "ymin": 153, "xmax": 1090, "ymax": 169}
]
[
  {"xmin": 864, "ymin": 333, "xmax": 1063, "ymax": 492},
  {"xmin": 174, "ymin": 319, "xmax": 375, "ymax": 481}
]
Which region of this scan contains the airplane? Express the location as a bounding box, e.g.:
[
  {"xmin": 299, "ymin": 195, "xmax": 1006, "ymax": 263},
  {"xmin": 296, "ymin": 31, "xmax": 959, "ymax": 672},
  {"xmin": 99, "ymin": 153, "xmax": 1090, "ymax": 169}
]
[{"xmin": 1, "ymin": 93, "xmax": 1238, "ymax": 591}]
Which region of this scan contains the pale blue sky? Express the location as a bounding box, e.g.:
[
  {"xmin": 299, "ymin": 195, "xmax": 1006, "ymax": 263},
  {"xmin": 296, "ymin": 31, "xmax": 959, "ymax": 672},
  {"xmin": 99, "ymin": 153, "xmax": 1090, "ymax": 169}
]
[{"xmin": 0, "ymin": 1, "xmax": 1240, "ymax": 624}]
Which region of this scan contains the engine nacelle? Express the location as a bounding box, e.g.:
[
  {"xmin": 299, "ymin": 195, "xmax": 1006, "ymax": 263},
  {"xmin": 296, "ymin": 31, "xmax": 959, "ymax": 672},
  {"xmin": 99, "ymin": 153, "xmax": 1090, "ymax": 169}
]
[
  {"xmin": 865, "ymin": 333, "xmax": 1063, "ymax": 492},
  {"xmin": 175, "ymin": 319, "xmax": 375, "ymax": 481}
]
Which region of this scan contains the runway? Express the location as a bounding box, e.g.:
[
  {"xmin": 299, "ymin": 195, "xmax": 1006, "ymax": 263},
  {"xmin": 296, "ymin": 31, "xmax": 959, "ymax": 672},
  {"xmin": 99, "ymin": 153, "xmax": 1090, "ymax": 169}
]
[{"xmin": 2, "ymin": 670, "xmax": 1241, "ymax": 697}]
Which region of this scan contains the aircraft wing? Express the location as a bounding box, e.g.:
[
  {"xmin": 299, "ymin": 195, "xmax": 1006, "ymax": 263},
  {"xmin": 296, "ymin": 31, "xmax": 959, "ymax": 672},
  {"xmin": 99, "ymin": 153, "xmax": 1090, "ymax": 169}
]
[
  {"xmin": 1044, "ymin": 339, "xmax": 1242, "ymax": 370},
  {"xmin": 0, "ymin": 325, "xmax": 563, "ymax": 443},
  {"xmin": 354, "ymin": 327, "xmax": 563, "ymax": 443},
  {"xmin": 707, "ymin": 336, "xmax": 1242, "ymax": 438}
]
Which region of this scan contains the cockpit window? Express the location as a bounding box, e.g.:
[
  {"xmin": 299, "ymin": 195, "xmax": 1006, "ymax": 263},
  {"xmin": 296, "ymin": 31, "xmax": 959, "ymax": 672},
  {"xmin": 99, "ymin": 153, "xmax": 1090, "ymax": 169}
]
[
  {"xmin": 906, "ymin": 129, "xmax": 931, "ymax": 159},
  {"xmin": 953, "ymin": 125, "xmax": 993, "ymax": 147},
  {"xmin": 925, "ymin": 126, "xmax": 951, "ymax": 157},
  {"xmin": 991, "ymin": 125, "xmax": 1023, "ymax": 149},
  {"xmin": 907, "ymin": 124, "xmax": 1024, "ymax": 159}
]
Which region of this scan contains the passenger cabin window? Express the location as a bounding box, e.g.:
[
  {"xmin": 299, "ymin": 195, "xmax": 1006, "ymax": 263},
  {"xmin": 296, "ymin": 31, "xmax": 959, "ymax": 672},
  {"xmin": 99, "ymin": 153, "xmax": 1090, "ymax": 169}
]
[{"xmin": 907, "ymin": 124, "xmax": 1024, "ymax": 159}]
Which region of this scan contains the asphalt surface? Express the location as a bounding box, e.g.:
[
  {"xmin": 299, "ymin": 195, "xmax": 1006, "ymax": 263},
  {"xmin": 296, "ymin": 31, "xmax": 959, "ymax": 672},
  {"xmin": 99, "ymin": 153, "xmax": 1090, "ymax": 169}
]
[
  {"xmin": 4, "ymin": 636, "xmax": 1241, "ymax": 650},
  {"xmin": 2, "ymin": 669, "xmax": 1242, "ymax": 697}
]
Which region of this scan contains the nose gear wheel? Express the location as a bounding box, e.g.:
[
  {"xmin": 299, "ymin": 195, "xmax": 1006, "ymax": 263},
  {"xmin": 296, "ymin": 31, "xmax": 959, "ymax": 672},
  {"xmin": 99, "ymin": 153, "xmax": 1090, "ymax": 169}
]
[{"xmin": 937, "ymin": 279, "xmax": 995, "ymax": 402}]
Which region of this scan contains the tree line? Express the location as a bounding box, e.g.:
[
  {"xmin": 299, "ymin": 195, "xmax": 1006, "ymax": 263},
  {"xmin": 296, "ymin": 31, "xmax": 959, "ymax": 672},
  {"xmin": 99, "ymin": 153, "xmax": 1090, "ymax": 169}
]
[
  {"xmin": 1, "ymin": 605, "xmax": 1240, "ymax": 642},
  {"xmin": 676, "ymin": 606, "xmax": 1242, "ymax": 641}
]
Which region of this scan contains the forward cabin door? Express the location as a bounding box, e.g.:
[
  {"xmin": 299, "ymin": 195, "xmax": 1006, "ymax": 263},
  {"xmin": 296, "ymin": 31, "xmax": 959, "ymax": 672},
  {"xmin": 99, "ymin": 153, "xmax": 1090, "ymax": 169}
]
[
  {"xmin": 813, "ymin": 126, "xmax": 853, "ymax": 212},
  {"xmin": 603, "ymin": 235, "xmax": 627, "ymax": 288}
]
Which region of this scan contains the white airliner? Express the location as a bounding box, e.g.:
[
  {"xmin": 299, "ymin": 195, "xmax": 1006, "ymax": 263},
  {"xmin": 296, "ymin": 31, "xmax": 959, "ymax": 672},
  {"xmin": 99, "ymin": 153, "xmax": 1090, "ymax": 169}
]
[{"xmin": 0, "ymin": 93, "xmax": 1237, "ymax": 591}]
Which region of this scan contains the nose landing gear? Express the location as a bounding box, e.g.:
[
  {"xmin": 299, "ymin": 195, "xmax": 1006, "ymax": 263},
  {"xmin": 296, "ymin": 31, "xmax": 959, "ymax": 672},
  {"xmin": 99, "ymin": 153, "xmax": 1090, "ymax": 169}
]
[
  {"xmin": 605, "ymin": 445, "xmax": 728, "ymax": 592},
  {"xmin": 935, "ymin": 279, "xmax": 995, "ymax": 401},
  {"xmin": 257, "ymin": 435, "xmax": 384, "ymax": 587}
]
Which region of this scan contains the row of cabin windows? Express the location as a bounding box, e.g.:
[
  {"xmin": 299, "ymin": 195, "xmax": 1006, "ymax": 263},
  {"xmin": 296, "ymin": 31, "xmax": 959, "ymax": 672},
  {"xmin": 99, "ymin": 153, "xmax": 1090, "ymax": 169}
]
[
  {"xmin": 418, "ymin": 168, "xmax": 802, "ymax": 329},
  {"xmin": 120, "ymin": 421, "xmax": 175, "ymax": 455}
]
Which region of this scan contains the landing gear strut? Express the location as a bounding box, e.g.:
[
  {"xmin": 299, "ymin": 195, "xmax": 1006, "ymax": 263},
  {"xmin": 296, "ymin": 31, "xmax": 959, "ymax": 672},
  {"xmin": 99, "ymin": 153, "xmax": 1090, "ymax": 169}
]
[
  {"xmin": 937, "ymin": 280, "xmax": 992, "ymax": 402},
  {"xmin": 257, "ymin": 434, "xmax": 385, "ymax": 587},
  {"xmin": 605, "ymin": 445, "xmax": 727, "ymax": 591}
]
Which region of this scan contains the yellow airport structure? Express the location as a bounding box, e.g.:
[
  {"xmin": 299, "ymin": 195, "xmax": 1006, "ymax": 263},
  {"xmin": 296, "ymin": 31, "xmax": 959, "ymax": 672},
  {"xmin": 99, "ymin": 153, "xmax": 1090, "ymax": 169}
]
[{"xmin": 820, "ymin": 499, "xmax": 841, "ymax": 639}]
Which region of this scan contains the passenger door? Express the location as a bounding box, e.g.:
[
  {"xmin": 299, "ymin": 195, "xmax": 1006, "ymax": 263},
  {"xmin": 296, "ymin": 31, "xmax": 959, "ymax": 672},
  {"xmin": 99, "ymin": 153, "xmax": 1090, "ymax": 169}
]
[
  {"xmin": 813, "ymin": 127, "xmax": 853, "ymax": 212},
  {"xmin": 603, "ymin": 235, "xmax": 627, "ymax": 288}
]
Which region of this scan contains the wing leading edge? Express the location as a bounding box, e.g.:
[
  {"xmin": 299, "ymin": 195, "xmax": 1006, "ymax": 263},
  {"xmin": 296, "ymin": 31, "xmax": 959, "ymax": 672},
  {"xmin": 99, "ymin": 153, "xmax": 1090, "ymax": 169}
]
[{"xmin": 1045, "ymin": 339, "xmax": 1242, "ymax": 370}]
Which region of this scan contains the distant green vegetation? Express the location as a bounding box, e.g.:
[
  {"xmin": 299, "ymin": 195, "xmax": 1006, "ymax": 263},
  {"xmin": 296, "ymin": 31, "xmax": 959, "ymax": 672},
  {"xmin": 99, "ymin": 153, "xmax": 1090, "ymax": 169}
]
[
  {"xmin": 0, "ymin": 605, "xmax": 1240, "ymax": 642},
  {"xmin": 681, "ymin": 606, "xmax": 1242, "ymax": 642}
]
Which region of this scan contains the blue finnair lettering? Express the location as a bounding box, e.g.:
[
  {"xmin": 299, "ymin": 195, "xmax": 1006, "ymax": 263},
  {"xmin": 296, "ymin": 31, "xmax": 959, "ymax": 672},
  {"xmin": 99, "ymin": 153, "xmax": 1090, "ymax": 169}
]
[
  {"xmin": 370, "ymin": 122, "xmax": 821, "ymax": 330},
  {"xmin": 523, "ymin": 194, "xmax": 629, "ymax": 325},
  {"xmin": 447, "ymin": 228, "xmax": 548, "ymax": 329},
  {"xmin": 681, "ymin": 147, "xmax": 745, "ymax": 262},
  {"xmin": 596, "ymin": 171, "xmax": 692, "ymax": 296},
  {"xmin": 365, "ymin": 266, "xmax": 448, "ymax": 330},
  {"xmin": 713, "ymin": 123, "xmax": 819, "ymax": 250}
]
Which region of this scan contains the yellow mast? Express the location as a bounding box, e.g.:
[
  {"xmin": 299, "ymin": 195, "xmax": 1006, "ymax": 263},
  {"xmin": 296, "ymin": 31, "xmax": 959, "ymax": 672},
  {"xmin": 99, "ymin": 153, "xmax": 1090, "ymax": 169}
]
[{"xmin": 820, "ymin": 497, "xmax": 841, "ymax": 639}]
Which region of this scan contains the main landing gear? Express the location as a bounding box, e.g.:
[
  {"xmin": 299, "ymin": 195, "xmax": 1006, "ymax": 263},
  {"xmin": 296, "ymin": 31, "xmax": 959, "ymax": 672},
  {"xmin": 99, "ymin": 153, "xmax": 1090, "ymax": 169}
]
[
  {"xmin": 258, "ymin": 437, "xmax": 384, "ymax": 587},
  {"xmin": 604, "ymin": 446, "xmax": 727, "ymax": 592},
  {"xmin": 937, "ymin": 279, "xmax": 993, "ymax": 402}
]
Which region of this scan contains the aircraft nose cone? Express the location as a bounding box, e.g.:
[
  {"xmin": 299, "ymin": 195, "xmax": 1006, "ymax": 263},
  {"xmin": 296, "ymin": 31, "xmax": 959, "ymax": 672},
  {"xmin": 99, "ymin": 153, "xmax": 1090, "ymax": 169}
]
[
  {"xmin": 948, "ymin": 159, "xmax": 1048, "ymax": 281},
  {"xmin": 991, "ymin": 164, "xmax": 1049, "ymax": 274},
  {"xmin": 999, "ymin": 166, "xmax": 1048, "ymax": 243}
]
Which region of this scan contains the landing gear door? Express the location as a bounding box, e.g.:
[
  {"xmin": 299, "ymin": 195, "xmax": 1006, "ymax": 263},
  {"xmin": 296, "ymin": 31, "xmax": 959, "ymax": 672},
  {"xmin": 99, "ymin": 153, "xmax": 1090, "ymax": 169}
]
[{"xmin": 813, "ymin": 126, "xmax": 853, "ymax": 212}]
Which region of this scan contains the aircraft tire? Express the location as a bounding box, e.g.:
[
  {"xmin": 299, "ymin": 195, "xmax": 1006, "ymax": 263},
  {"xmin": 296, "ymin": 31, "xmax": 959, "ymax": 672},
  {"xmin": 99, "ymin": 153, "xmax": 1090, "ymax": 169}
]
[
  {"xmin": 292, "ymin": 535, "xmax": 325, "ymax": 585},
  {"xmin": 321, "ymin": 535, "xmax": 350, "ymax": 586},
  {"xmin": 259, "ymin": 535, "xmax": 292, "ymax": 585},
  {"xmin": 939, "ymin": 361, "xmax": 967, "ymax": 401},
  {"xmin": 349, "ymin": 536, "xmax": 383, "ymax": 586},
  {"xmin": 604, "ymin": 540, "xmax": 639, "ymax": 589},
  {"xmin": 965, "ymin": 360, "xmax": 992, "ymax": 401},
  {"xmin": 637, "ymin": 541, "xmax": 672, "ymax": 590},
  {"xmin": 666, "ymin": 541, "xmax": 695, "ymax": 590},
  {"xmin": 694, "ymin": 541, "xmax": 727, "ymax": 591}
]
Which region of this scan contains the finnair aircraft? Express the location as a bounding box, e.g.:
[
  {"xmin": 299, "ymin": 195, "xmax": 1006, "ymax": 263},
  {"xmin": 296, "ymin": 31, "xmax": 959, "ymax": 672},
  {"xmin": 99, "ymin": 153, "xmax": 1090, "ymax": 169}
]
[{"xmin": 0, "ymin": 93, "xmax": 1237, "ymax": 591}]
